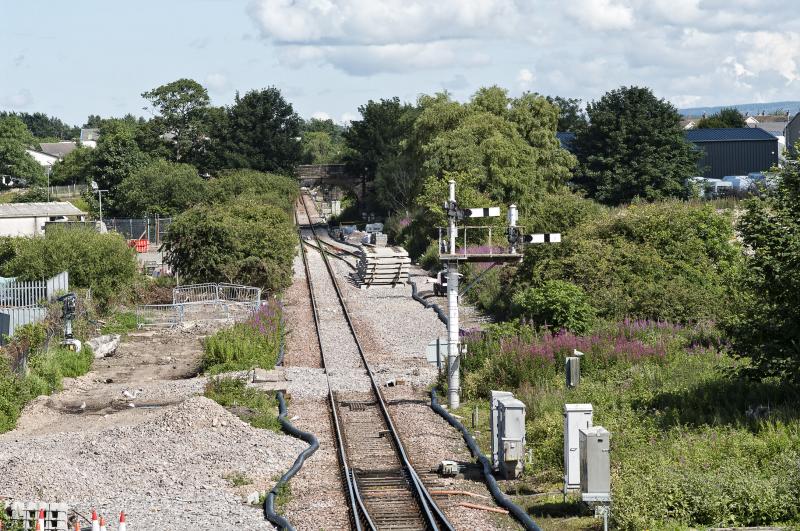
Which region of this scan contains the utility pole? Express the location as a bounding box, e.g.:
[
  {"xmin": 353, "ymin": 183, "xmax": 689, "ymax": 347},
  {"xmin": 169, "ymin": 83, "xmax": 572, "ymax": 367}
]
[{"xmin": 91, "ymin": 180, "xmax": 108, "ymax": 226}]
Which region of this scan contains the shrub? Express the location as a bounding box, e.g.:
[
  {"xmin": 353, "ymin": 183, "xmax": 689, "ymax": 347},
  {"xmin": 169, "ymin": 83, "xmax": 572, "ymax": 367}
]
[
  {"xmin": 164, "ymin": 199, "xmax": 297, "ymax": 291},
  {"xmin": 517, "ymin": 200, "xmax": 740, "ymax": 323},
  {"xmin": 511, "ymin": 280, "xmax": 596, "ymax": 333},
  {"xmin": 114, "ymin": 159, "xmax": 206, "ymax": 217},
  {"xmin": 202, "ymin": 302, "xmax": 282, "ymax": 374},
  {"xmin": 5, "ymin": 227, "xmax": 139, "ymax": 307},
  {"xmin": 204, "ymin": 169, "xmax": 298, "ymax": 212}
]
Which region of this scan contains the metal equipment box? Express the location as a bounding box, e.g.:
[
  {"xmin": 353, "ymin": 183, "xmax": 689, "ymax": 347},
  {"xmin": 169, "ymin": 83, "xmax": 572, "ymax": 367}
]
[
  {"xmin": 579, "ymin": 426, "xmax": 611, "ymax": 502},
  {"xmin": 497, "ymin": 396, "xmax": 526, "ymax": 478},
  {"xmin": 490, "ymin": 390, "xmax": 513, "ymax": 470},
  {"xmin": 564, "ymin": 403, "xmax": 593, "ymax": 490},
  {"xmin": 565, "ymin": 356, "xmax": 580, "ymax": 388}
]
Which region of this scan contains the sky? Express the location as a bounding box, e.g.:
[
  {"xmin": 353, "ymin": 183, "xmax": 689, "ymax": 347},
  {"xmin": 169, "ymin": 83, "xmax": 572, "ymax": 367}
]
[{"xmin": 2, "ymin": 0, "xmax": 800, "ymax": 126}]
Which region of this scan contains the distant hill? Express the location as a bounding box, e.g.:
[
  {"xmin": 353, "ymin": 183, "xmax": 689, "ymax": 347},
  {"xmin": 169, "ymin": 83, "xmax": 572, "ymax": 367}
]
[{"xmin": 679, "ymin": 101, "xmax": 800, "ymax": 117}]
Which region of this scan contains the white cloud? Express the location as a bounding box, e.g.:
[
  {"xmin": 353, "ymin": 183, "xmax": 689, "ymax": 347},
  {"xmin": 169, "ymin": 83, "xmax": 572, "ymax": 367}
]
[
  {"xmin": 517, "ymin": 68, "xmax": 534, "ymax": 89},
  {"xmin": 565, "ymin": 0, "xmax": 634, "ymax": 31},
  {"xmin": 3, "ymin": 89, "xmax": 33, "ymax": 108},
  {"xmin": 248, "ymin": 0, "xmax": 522, "ymax": 74},
  {"xmin": 205, "ymin": 73, "xmax": 230, "ymax": 93},
  {"xmin": 735, "ymin": 31, "xmax": 800, "ymax": 83},
  {"xmin": 340, "ymin": 112, "xmax": 358, "ymax": 124},
  {"xmin": 311, "ymin": 111, "xmax": 332, "ymax": 121}
]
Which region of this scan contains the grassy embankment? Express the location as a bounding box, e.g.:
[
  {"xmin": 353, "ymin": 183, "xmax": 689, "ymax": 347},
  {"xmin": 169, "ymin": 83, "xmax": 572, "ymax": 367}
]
[{"xmin": 453, "ymin": 320, "xmax": 800, "ymax": 530}]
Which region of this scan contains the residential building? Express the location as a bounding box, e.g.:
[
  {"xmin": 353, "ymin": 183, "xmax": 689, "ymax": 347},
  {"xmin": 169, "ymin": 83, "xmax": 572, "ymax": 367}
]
[
  {"xmin": 787, "ymin": 113, "xmax": 800, "ymax": 158},
  {"xmin": 685, "ymin": 128, "xmax": 779, "ymax": 179},
  {"xmin": 39, "ymin": 141, "xmax": 79, "ymax": 159},
  {"xmin": 0, "ymin": 202, "xmax": 87, "ymax": 237},
  {"xmin": 24, "ymin": 149, "xmax": 59, "ymax": 174}
]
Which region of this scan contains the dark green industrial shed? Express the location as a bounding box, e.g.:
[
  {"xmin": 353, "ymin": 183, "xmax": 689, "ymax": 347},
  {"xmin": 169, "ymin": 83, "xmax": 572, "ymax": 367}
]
[{"xmin": 685, "ymin": 128, "xmax": 779, "ymax": 179}]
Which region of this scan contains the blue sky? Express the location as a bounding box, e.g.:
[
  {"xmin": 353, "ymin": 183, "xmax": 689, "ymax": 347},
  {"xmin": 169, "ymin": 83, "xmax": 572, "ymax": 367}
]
[{"xmin": 2, "ymin": 0, "xmax": 800, "ymax": 126}]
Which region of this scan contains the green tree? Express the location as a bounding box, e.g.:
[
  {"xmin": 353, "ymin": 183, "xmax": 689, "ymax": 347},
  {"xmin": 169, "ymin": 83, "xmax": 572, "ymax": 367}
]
[
  {"xmin": 88, "ymin": 120, "xmax": 150, "ymax": 215},
  {"xmin": 301, "ymin": 131, "xmax": 339, "ymax": 164},
  {"xmin": 6, "ymin": 227, "xmax": 138, "ymax": 307},
  {"xmin": 727, "ymin": 163, "xmax": 800, "ymax": 381},
  {"xmin": 115, "ymin": 159, "xmax": 206, "ymax": 217},
  {"xmin": 0, "ymin": 111, "xmax": 79, "ymax": 139},
  {"xmin": 49, "ymin": 146, "xmax": 94, "ymax": 185},
  {"xmin": 224, "ymin": 88, "xmax": 302, "ymax": 173},
  {"xmin": 141, "ymin": 79, "xmax": 211, "ymax": 163},
  {"xmin": 546, "ymin": 96, "xmax": 587, "ymax": 133},
  {"xmin": 697, "ymin": 107, "xmax": 747, "ymax": 129},
  {"xmin": 574, "ymin": 86, "xmax": 700, "ymax": 205},
  {"xmin": 0, "ymin": 116, "xmax": 46, "ymax": 185},
  {"xmin": 344, "ymin": 97, "xmax": 418, "ymax": 184}
]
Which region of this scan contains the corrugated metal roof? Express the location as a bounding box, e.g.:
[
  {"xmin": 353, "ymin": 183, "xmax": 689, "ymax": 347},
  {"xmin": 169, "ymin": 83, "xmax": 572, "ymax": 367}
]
[
  {"xmin": 0, "ymin": 202, "xmax": 86, "ymax": 218},
  {"xmin": 685, "ymin": 127, "xmax": 777, "ymax": 142}
]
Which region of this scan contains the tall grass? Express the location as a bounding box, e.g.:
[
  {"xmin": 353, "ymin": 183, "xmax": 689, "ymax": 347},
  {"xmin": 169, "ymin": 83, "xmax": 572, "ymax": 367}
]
[
  {"xmin": 204, "ymin": 376, "xmax": 281, "ymax": 432},
  {"xmin": 459, "ymin": 319, "xmax": 800, "ymax": 529},
  {"xmin": 201, "ymin": 301, "xmax": 282, "ymax": 374}
]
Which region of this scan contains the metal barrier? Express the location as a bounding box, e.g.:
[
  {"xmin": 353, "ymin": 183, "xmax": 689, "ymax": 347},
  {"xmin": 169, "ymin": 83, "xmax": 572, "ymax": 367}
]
[
  {"xmin": 48, "ymin": 184, "xmax": 87, "ymax": 197},
  {"xmin": 106, "ymin": 217, "xmax": 172, "ymax": 245},
  {"xmin": 136, "ymin": 283, "xmax": 261, "ymax": 328},
  {"xmin": 172, "ymin": 283, "xmax": 261, "ymax": 305},
  {"xmin": 0, "ymin": 306, "xmax": 48, "ymax": 345},
  {"xmin": 0, "ymin": 271, "xmax": 69, "ymax": 308}
]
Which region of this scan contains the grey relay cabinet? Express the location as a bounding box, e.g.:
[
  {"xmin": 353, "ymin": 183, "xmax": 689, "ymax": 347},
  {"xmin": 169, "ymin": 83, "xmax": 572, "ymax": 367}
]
[
  {"xmin": 491, "ymin": 390, "xmax": 527, "ymax": 479},
  {"xmin": 564, "ymin": 403, "xmax": 593, "ymax": 490},
  {"xmin": 579, "ymin": 426, "xmax": 611, "ymax": 502}
]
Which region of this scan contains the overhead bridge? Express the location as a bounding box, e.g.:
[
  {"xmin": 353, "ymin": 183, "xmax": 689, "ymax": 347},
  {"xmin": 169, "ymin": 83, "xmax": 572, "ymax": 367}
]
[{"xmin": 297, "ymin": 164, "xmax": 367, "ymax": 197}]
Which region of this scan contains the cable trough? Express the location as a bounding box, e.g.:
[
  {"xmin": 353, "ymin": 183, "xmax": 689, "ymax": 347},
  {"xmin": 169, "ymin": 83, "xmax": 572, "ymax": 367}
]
[{"xmin": 298, "ymin": 194, "xmax": 454, "ymax": 531}]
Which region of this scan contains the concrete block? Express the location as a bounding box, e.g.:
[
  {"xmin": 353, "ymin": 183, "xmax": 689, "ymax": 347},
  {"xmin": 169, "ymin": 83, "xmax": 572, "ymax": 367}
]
[{"xmin": 88, "ymin": 334, "xmax": 121, "ymax": 358}]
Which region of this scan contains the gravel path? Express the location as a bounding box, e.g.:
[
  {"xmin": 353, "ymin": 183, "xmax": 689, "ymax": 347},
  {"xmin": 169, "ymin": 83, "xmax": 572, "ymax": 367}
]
[{"xmin": 283, "ymin": 250, "xmax": 322, "ymax": 369}]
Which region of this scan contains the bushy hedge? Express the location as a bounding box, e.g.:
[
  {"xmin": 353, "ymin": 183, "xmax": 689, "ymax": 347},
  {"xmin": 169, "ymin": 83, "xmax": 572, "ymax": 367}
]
[
  {"xmin": 514, "ymin": 200, "xmax": 740, "ymax": 323},
  {"xmin": 204, "ymin": 169, "xmax": 298, "ymax": 213},
  {"xmin": 2, "ymin": 228, "xmax": 138, "ymax": 307},
  {"xmin": 164, "ymin": 200, "xmax": 296, "ymax": 291}
]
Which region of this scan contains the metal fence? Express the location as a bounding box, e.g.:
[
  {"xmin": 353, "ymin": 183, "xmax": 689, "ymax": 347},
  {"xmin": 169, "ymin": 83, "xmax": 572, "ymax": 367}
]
[
  {"xmin": 105, "ymin": 217, "xmax": 172, "ymax": 245},
  {"xmin": 172, "ymin": 283, "xmax": 262, "ymax": 305},
  {"xmin": 0, "ymin": 306, "xmax": 49, "ymax": 345},
  {"xmin": 137, "ymin": 282, "xmax": 262, "ymax": 328},
  {"xmin": 0, "ymin": 272, "xmax": 69, "ymax": 308},
  {"xmin": 48, "ymin": 184, "xmax": 87, "ymax": 197}
]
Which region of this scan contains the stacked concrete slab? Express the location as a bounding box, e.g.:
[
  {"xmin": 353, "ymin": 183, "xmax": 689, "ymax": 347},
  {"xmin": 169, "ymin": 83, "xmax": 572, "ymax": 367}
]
[
  {"xmin": 356, "ymin": 245, "xmax": 410, "ymax": 286},
  {"xmin": 7, "ymin": 501, "xmax": 69, "ymax": 530}
]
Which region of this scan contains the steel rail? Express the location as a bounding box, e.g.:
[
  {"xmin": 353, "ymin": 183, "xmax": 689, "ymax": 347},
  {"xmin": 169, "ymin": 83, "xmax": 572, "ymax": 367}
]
[
  {"xmin": 295, "ymin": 204, "xmax": 364, "ymax": 531},
  {"xmin": 300, "ymin": 195, "xmax": 454, "ymax": 531}
]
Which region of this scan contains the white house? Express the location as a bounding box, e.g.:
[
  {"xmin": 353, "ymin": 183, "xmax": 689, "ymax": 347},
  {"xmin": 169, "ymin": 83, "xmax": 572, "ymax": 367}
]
[
  {"xmin": 24, "ymin": 149, "xmax": 59, "ymax": 174},
  {"xmin": 0, "ymin": 202, "xmax": 87, "ymax": 237}
]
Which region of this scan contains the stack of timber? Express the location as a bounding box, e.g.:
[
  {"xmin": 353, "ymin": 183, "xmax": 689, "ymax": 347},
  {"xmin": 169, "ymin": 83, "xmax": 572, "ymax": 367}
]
[{"xmin": 356, "ymin": 245, "xmax": 410, "ymax": 286}]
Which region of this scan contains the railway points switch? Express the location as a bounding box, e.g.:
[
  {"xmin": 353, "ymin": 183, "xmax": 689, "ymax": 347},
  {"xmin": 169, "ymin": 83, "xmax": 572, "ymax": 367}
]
[
  {"xmin": 490, "ymin": 391, "xmax": 526, "ymax": 479},
  {"xmin": 579, "ymin": 426, "xmax": 611, "ymax": 503},
  {"xmin": 564, "ymin": 403, "xmax": 593, "ymax": 491}
]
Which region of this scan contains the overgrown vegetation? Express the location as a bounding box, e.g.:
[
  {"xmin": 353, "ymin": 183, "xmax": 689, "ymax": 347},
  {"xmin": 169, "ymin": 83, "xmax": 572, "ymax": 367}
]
[
  {"xmin": 0, "ymin": 227, "xmax": 139, "ymax": 308},
  {"xmin": 203, "ymin": 377, "xmax": 281, "ymax": 432},
  {"xmin": 459, "ymin": 320, "xmax": 800, "ymax": 529},
  {"xmin": 0, "ymin": 322, "xmax": 94, "ymax": 433},
  {"xmin": 201, "ymin": 302, "xmax": 282, "ymax": 374}
]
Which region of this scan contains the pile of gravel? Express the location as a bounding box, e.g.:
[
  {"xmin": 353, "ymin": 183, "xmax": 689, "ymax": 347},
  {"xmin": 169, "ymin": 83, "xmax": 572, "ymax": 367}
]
[{"xmin": 0, "ymin": 397, "xmax": 304, "ymax": 530}]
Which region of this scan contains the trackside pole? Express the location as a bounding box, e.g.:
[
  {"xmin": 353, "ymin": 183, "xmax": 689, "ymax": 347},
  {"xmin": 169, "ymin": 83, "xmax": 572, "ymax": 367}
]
[{"xmin": 447, "ymin": 179, "xmax": 460, "ymax": 409}]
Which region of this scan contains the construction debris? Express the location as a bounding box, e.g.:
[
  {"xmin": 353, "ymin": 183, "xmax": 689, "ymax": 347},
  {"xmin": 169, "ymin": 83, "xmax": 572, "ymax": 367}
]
[
  {"xmin": 87, "ymin": 335, "xmax": 120, "ymax": 359},
  {"xmin": 355, "ymin": 246, "xmax": 410, "ymax": 287},
  {"xmin": 458, "ymin": 502, "xmax": 510, "ymax": 514}
]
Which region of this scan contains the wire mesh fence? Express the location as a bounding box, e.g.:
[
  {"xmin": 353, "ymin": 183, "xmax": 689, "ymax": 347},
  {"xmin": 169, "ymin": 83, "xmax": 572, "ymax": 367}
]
[{"xmin": 105, "ymin": 217, "xmax": 172, "ymax": 245}]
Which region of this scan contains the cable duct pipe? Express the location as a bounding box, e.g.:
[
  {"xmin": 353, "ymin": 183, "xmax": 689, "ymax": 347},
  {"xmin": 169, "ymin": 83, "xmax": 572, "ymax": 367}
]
[
  {"xmin": 410, "ymin": 280, "xmax": 542, "ymax": 530},
  {"xmin": 263, "ymin": 308, "xmax": 320, "ymax": 531}
]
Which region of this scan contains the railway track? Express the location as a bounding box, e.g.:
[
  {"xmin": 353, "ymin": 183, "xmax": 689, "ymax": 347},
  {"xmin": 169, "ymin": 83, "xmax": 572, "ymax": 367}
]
[{"xmin": 296, "ymin": 195, "xmax": 454, "ymax": 531}]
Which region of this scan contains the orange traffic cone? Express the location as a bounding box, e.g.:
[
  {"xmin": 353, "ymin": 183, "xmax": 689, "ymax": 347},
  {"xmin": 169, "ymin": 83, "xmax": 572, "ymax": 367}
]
[
  {"xmin": 118, "ymin": 511, "xmax": 127, "ymax": 531},
  {"xmin": 35, "ymin": 518, "xmax": 41, "ymax": 530},
  {"xmin": 99, "ymin": 516, "xmax": 107, "ymax": 531},
  {"xmin": 37, "ymin": 508, "xmax": 45, "ymax": 531},
  {"xmin": 91, "ymin": 510, "xmax": 99, "ymax": 531},
  {"xmin": 74, "ymin": 519, "xmax": 81, "ymax": 531}
]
